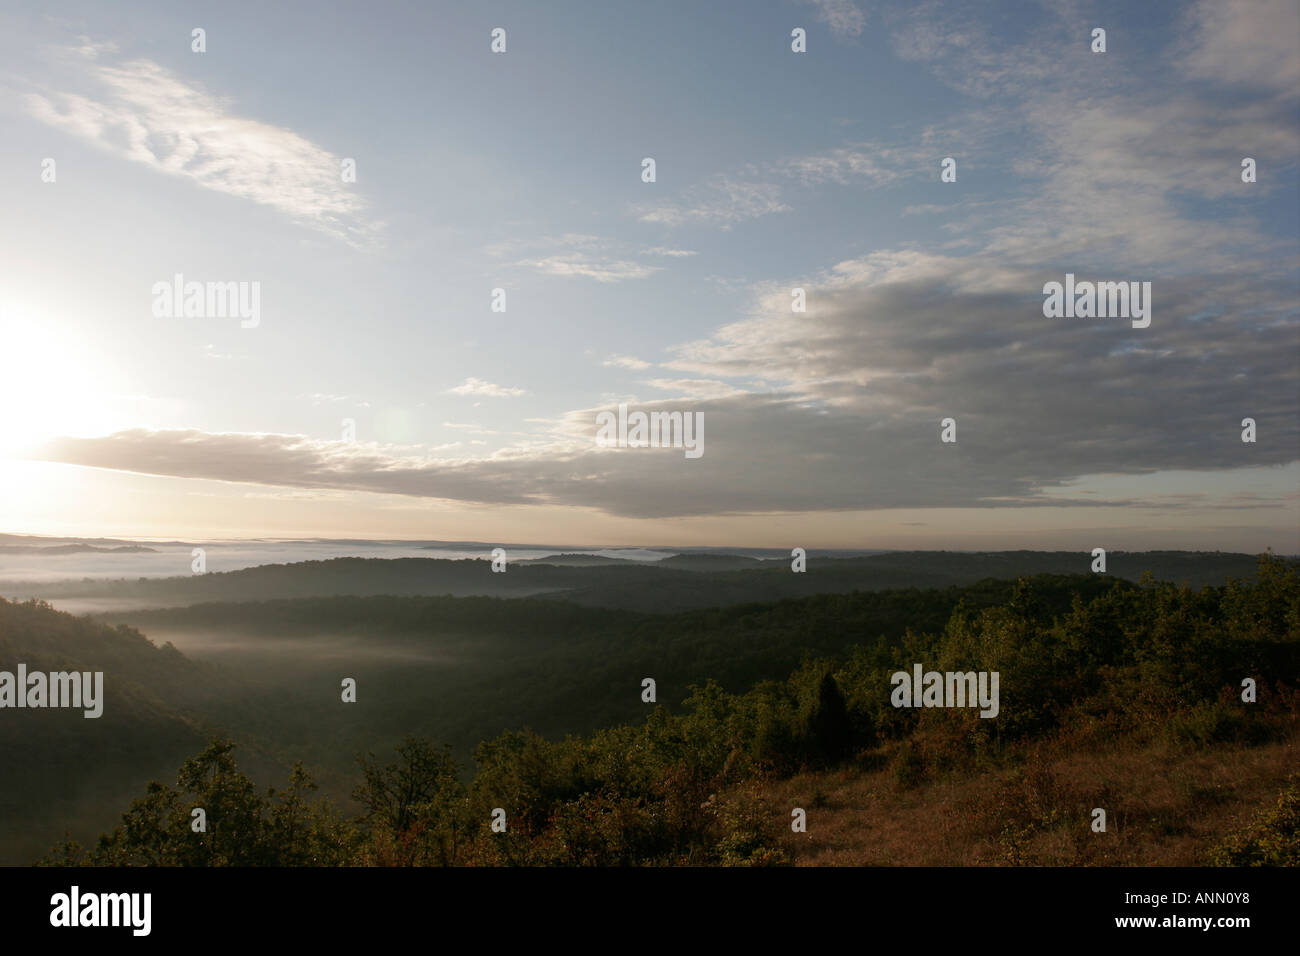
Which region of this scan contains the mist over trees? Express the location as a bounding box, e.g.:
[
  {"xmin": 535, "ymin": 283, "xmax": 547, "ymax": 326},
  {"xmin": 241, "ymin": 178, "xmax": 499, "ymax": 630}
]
[{"xmin": 30, "ymin": 554, "xmax": 1299, "ymax": 867}]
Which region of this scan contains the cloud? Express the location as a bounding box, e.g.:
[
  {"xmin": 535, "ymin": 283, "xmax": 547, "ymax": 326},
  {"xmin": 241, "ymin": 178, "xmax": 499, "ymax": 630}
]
[
  {"xmin": 635, "ymin": 142, "xmax": 934, "ymax": 229},
  {"xmin": 489, "ymin": 234, "xmax": 661, "ymax": 282},
  {"xmin": 522, "ymin": 254, "xmax": 661, "ymax": 282},
  {"xmin": 28, "ymin": 243, "xmax": 1296, "ymax": 520},
  {"xmin": 17, "ymin": 4, "xmax": 1297, "ymax": 525},
  {"xmin": 305, "ymin": 393, "xmax": 370, "ymax": 407},
  {"xmin": 864, "ymin": 0, "xmax": 1300, "ymax": 276},
  {"xmin": 637, "ymin": 176, "xmax": 790, "ymax": 227},
  {"xmin": 22, "ymin": 44, "xmax": 375, "ymax": 244},
  {"xmin": 1178, "ymin": 0, "xmax": 1300, "ymax": 96},
  {"xmin": 604, "ymin": 355, "xmax": 653, "ymax": 370},
  {"xmin": 642, "ymin": 378, "xmax": 748, "ymax": 400},
  {"xmin": 27, "ymin": 429, "xmax": 560, "ymax": 507},
  {"xmin": 483, "ymin": 233, "xmax": 604, "ymax": 257},
  {"xmin": 902, "ymin": 200, "xmax": 999, "ymax": 217},
  {"xmin": 641, "ymin": 247, "xmax": 698, "ymax": 257},
  {"xmin": 781, "ymin": 147, "xmax": 905, "ymax": 187},
  {"xmin": 798, "ymin": 0, "xmax": 867, "ymax": 38},
  {"xmin": 446, "ymin": 378, "xmax": 526, "ymax": 398}
]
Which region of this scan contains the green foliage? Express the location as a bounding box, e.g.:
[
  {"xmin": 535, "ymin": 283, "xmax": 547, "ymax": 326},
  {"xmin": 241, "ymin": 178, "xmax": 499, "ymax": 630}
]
[
  {"xmin": 1209, "ymin": 775, "xmax": 1300, "ymax": 866},
  {"xmin": 69, "ymin": 738, "xmax": 352, "ymax": 866},
  {"xmin": 890, "ymin": 742, "xmax": 927, "ymax": 790},
  {"xmin": 707, "ymin": 784, "xmax": 790, "ymax": 866},
  {"xmin": 32, "ymin": 554, "xmax": 1300, "ymax": 866},
  {"xmin": 1164, "ymin": 702, "xmax": 1252, "ymax": 747},
  {"xmin": 353, "ymin": 737, "xmax": 465, "ymax": 865},
  {"xmin": 795, "ymin": 670, "xmax": 855, "ymax": 766}
]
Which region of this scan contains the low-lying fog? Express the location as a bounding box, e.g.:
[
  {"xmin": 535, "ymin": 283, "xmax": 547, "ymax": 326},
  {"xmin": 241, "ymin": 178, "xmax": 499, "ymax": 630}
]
[
  {"xmin": 0, "ymin": 540, "xmax": 674, "ymax": 583},
  {"xmin": 143, "ymin": 628, "xmax": 458, "ymax": 665},
  {"xmin": 25, "ymin": 597, "xmax": 194, "ymax": 616}
]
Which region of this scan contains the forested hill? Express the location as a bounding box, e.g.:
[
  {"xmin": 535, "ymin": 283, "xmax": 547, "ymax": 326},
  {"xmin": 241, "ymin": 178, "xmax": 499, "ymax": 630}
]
[
  {"xmin": 3, "ymin": 572, "xmax": 1119, "ymax": 862},
  {"xmin": 3, "ymin": 549, "xmax": 1280, "ymax": 613},
  {"xmin": 7, "ymin": 557, "xmax": 1297, "ymax": 867},
  {"xmin": 44, "ymin": 554, "xmax": 1300, "ymax": 868},
  {"xmin": 0, "ymin": 600, "xmax": 213, "ymax": 864}
]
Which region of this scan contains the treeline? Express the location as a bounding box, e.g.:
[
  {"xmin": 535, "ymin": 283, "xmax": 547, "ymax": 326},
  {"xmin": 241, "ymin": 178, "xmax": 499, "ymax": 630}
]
[
  {"xmin": 11, "ymin": 550, "xmax": 1281, "ymax": 613},
  {"xmin": 0, "ymin": 598, "xmax": 215, "ymax": 863},
  {"xmin": 0, "ymin": 573, "xmax": 1121, "ymax": 861},
  {"xmin": 47, "ymin": 555, "xmax": 1299, "ymax": 866},
  {"xmin": 98, "ymin": 574, "xmax": 1122, "ymax": 765}
]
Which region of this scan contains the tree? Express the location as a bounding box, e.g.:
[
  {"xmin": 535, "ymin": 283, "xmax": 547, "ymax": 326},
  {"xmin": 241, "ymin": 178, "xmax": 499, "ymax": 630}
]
[
  {"xmin": 354, "ymin": 737, "xmax": 465, "ymax": 865},
  {"xmin": 800, "ymin": 672, "xmax": 854, "ymax": 766},
  {"xmin": 175, "ymin": 738, "xmax": 268, "ymax": 865}
]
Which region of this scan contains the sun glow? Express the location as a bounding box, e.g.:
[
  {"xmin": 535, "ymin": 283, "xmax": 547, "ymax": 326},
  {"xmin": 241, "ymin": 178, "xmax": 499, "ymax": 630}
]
[{"xmin": 0, "ymin": 307, "xmax": 117, "ymax": 458}]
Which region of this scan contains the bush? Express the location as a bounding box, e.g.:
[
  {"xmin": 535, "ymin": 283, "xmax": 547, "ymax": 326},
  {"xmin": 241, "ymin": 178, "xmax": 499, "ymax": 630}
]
[
  {"xmin": 1164, "ymin": 702, "xmax": 1249, "ymax": 747},
  {"xmin": 1209, "ymin": 776, "xmax": 1300, "ymax": 866}
]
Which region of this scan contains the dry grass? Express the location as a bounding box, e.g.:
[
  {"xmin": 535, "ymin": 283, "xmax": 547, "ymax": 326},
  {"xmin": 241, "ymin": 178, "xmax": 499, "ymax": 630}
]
[{"xmin": 763, "ymin": 727, "xmax": 1299, "ymax": 866}]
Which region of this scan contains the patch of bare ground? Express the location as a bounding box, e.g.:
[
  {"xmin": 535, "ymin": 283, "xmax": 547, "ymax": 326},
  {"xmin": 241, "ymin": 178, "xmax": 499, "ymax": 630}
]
[{"xmin": 765, "ymin": 730, "xmax": 1298, "ymax": 866}]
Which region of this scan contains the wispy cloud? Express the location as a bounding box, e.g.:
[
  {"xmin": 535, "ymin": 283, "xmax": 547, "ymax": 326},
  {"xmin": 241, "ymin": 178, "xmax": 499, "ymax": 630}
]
[
  {"xmin": 522, "ymin": 254, "xmax": 661, "ymax": 282},
  {"xmin": 22, "ymin": 43, "xmax": 375, "ymax": 244},
  {"xmin": 871, "ymin": 0, "xmax": 1300, "ymax": 272},
  {"xmin": 641, "ymin": 246, "xmax": 697, "ymax": 257},
  {"xmin": 489, "ymin": 233, "xmax": 661, "ymax": 282},
  {"xmin": 636, "ymin": 176, "xmax": 790, "ymax": 228},
  {"xmin": 603, "ymin": 355, "xmax": 653, "ymax": 370},
  {"xmin": 780, "ymin": 146, "xmax": 905, "ymax": 187},
  {"xmin": 636, "ymin": 142, "xmax": 933, "ymax": 229},
  {"xmin": 442, "ymin": 422, "xmax": 496, "ymax": 432},
  {"xmin": 798, "ymin": 0, "xmax": 867, "ymax": 39},
  {"xmin": 642, "ymin": 377, "xmax": 747, "ymax": 400},
  {"xmin": 445, "ymin": 378, "xmax": 526, "ymax": 398},
  {"xmin": 1177, "ymin": 0, "xmax": 1300, "ymax": 95}
]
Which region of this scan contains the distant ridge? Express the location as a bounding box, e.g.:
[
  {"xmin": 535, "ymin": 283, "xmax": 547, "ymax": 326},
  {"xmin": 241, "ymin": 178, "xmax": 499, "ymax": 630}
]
[
  {"xmin": 515, "ymin": 553, "xmax": 639, "ymax": 566},
  {"xmin": 0, "ymin": 544, "xmax": 157, "ymax": 555},
  {"xmin": 3, "ymin": 550, "xmax": 1288, "ymax": 615}
]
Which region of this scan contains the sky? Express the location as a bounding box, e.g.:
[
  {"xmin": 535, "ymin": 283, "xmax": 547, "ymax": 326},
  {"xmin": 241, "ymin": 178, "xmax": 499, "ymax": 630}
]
[{"xmin": 0, "ymin": 0, "xmax": 1296, "ymax": 551}]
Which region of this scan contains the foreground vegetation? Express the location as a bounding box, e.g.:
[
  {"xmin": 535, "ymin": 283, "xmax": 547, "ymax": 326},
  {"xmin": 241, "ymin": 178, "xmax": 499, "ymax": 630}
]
[{"xmin": 41, "ymin": 555, "xmax": 1299, "ymax": 866}]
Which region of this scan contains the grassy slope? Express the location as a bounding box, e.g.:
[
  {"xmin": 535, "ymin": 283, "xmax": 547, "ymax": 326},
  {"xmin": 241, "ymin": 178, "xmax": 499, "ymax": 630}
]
[{"xmin": 769, "ymin": 731, "xmax": 1298, "ymax": 866}]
